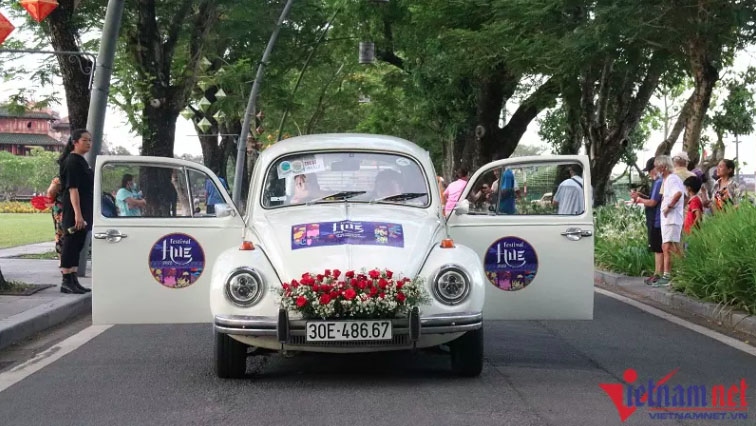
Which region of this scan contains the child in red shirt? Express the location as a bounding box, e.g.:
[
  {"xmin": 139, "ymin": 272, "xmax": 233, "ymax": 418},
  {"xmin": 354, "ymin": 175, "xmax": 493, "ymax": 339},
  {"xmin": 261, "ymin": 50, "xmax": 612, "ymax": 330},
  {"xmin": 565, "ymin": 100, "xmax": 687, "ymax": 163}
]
[{"xmin": 683, "ymin": 176, "xmax": 703, "ymax": 235}]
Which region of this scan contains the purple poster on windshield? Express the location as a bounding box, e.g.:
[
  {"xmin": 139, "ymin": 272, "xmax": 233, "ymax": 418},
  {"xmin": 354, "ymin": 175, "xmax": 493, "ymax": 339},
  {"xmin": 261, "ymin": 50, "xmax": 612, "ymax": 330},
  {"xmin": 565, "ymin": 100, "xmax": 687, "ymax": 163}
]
[{"xmin": 291, "ymin": 221, "xmax": 404, "ymax": 250}]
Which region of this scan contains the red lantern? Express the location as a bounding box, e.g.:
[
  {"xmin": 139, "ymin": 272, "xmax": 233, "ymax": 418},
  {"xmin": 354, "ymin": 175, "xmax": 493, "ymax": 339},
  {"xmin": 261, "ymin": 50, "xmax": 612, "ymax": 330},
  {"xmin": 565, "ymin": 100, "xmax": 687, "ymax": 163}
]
[
  {"xmin": 20, "ymin": 0, "xmax": 59, "ymax": 23},
  {"xmin": 0, "ymin": 12, "xmax": 14, "ymax": 46}
]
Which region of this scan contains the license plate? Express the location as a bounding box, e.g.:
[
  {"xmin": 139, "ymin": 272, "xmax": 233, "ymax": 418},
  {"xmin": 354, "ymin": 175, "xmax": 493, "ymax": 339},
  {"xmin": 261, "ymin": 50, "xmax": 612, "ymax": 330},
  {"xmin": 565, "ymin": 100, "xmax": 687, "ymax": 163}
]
[{"xmin": 305, "ymin": 320, "xmax": 392, "ymax": 342}]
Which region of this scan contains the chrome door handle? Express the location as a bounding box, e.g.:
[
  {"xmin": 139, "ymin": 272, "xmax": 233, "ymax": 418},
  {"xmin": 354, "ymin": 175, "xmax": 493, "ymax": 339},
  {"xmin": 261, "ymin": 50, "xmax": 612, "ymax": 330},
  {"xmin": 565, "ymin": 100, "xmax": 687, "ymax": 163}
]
[
  {"xmin": 94, "ymin": 229, "xmax": 128, "ymax": 243},
  {"xmin": 561, "ymin": 227, "xmax": 592, "ymax": 241}
]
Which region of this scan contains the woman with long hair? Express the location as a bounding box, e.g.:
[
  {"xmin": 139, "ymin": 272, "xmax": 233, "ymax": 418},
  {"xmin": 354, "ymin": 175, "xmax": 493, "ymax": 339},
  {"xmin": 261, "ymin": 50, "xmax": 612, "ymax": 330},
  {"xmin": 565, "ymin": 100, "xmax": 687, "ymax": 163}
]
[
  {"xmin": 57, "ymin": 129, "xmax": 94, "ymax": 294},
  {"xmin": 707, "ymin": 159, "xmax": 744, "ymax": 212}
]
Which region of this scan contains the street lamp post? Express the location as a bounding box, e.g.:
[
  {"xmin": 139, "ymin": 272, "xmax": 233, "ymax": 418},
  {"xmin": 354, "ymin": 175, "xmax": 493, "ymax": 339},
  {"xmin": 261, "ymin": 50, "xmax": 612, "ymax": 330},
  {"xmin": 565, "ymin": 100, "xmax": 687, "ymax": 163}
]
[{"xmin": 233, "ymin": 0, "xmax": 296, "ymax": 206}]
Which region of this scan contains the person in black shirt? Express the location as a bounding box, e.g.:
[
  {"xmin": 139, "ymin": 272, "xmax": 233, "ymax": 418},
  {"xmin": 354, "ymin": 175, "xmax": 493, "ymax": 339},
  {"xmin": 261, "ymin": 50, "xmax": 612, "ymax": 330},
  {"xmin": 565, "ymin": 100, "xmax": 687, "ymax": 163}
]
[{"xmin": 57, "ymin": 129, "xmax": 94, "ymax": 294}]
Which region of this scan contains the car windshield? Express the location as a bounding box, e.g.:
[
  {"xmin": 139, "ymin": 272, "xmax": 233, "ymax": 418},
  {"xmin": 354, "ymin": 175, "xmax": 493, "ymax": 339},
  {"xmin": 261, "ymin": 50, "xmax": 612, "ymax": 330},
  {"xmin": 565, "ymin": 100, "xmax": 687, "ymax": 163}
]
[{"xmin": 261, "ymin": 151, "xmax": 430, "ymax": 208}]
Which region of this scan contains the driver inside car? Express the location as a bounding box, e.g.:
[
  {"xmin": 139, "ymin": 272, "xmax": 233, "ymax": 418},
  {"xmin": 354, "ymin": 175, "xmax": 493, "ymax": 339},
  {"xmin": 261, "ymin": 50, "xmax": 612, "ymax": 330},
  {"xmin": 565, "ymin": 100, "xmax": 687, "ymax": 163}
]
[
  {"xmin": 289, "ymin": 173, "xmax": 322, "ymax": 204},
  {"xmin": 373, "ymin": 169, "xmax": 404, "ymax": 198}
]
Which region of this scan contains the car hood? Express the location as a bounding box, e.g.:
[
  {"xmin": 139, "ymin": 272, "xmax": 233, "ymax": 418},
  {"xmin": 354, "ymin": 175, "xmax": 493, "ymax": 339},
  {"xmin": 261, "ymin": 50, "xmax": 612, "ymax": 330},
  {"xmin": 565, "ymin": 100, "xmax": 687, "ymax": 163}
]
[{"xmin": 249, "ymin": 204, "xmax": 443, "ymax": 282}]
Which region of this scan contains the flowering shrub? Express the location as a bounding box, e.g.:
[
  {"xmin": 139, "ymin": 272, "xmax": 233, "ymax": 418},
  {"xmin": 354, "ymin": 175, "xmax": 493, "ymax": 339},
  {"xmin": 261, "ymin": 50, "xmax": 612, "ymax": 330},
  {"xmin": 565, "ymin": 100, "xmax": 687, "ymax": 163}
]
[
  {"xmin": 0, "ymin": 201, "xmax": 50, "ymax": 214},
  {"xmin": 279, "ymin": 268, "xmax": 429, "ymax": 320}
]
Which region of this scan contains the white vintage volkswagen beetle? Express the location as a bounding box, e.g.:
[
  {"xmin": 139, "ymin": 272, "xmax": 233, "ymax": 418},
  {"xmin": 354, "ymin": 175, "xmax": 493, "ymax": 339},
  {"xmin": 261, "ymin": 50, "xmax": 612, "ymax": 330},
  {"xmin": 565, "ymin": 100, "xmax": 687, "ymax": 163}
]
[{"xmin": 91, "ymin": 134, "xmax": 595, "ymax": 379}]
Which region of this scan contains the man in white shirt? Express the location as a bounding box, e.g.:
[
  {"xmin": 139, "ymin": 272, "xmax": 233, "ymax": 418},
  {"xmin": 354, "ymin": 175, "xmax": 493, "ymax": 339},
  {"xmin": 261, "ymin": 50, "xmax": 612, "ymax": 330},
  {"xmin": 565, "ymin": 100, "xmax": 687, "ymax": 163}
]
[
  {"xmin": 553, "ymin": 164, "xmax": 585, "ymax": 215},
  {"xmin": 656, "ymin": 155, "xmax": 684, "ymax": 286}
]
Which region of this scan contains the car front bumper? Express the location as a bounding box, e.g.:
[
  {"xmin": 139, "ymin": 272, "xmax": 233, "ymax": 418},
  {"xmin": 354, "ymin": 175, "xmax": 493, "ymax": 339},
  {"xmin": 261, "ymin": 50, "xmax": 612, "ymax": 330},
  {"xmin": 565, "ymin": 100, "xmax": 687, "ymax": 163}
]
[{"xmin": 214, "ymin": 311, "xmax": 482, "ymax": 343}]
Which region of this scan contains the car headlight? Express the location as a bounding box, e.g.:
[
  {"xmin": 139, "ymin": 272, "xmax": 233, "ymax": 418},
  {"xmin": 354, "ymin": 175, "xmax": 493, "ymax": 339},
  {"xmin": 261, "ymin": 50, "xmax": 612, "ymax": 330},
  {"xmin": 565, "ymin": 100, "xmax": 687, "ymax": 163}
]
[
  {"xmin": 224, "ymin": 267, "xmax": 265, "ymax": 307},
  {"xmin": 432, "ymin": 265, "xmax": 470, "ymax": 305}
]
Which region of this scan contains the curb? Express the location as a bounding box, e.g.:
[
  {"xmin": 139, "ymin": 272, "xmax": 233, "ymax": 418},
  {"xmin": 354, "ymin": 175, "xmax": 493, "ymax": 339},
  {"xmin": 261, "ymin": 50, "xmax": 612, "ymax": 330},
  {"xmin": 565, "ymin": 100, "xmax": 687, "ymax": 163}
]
[
  {"xmin": 0, "ymin": 293, "xmax": 91, "ymax": 351},
  {"xmin": 595, "ymin": 270, "xmax": 756, "ymax": 340}
]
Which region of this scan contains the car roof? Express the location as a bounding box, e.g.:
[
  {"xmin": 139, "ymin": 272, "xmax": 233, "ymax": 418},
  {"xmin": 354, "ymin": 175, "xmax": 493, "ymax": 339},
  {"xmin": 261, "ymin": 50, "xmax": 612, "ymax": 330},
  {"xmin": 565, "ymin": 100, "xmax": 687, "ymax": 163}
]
[{"xmin": 258, "ymin": 133, "xmax": 430, "ymax": 163}]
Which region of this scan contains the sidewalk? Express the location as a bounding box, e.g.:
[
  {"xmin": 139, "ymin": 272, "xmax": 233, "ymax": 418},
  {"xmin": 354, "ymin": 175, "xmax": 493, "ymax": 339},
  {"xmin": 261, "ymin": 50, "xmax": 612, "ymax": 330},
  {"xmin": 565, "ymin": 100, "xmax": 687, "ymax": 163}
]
[
  {"xmin": 595, "ymin": 270, "xmax": 756, "ymax": 340},
  {"xmin": 0, "ymin": 243, "xmax": 91, "ymax": 351}
]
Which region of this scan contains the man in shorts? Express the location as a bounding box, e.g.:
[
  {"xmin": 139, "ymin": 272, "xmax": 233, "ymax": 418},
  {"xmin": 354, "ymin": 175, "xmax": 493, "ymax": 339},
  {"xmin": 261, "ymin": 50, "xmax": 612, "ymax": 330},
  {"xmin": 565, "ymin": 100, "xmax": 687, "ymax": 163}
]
[
  {"xmin": 656, "ymin": 155, "xmax": 685, "ymax": 286},
  {"xmin": 631, "ymin": 157, "xmax": 663, "ymax": 284}
]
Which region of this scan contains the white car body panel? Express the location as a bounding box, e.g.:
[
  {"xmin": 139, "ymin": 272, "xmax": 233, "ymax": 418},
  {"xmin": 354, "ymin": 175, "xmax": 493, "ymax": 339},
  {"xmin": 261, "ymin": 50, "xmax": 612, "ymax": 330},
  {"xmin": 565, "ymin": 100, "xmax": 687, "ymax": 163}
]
[{"xmin": 92, "ymin": 135, "xmax": 593, "ymax": 338}]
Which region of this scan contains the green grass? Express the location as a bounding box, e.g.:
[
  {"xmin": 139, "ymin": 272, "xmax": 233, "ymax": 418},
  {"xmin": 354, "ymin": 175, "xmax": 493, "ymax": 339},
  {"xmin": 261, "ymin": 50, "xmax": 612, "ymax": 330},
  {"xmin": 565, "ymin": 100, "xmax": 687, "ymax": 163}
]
[
  {"xmin": 0, "ymin": 213, "xmax": 55, "ymax": 249},
  {"xmin": 13, "ymin": 250, "xmax": 58, "ymax": 260}
]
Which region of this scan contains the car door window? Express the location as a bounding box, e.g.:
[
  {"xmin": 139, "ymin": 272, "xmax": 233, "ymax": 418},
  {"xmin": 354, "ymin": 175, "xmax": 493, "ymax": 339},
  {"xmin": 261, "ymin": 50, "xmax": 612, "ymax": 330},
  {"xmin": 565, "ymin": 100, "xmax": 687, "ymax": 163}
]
[
  {"xmin": 187, "ymin": 169, "xmax": 229, "ymax": 216},
  {"xmin": 465, "ymin": 162, "xmax": 589, "ymax": 216},
  {"xmin": 100, "ymin": 163, "xmax": 192, "ymax": 218}
]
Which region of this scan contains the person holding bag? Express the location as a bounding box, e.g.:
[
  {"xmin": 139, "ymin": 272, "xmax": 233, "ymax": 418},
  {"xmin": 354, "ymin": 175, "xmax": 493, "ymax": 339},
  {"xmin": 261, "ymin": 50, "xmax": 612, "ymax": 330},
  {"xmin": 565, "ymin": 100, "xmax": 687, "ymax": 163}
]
[{"xmin": 57, "ymin": 129, "xmax": 94, "ymax": 294}]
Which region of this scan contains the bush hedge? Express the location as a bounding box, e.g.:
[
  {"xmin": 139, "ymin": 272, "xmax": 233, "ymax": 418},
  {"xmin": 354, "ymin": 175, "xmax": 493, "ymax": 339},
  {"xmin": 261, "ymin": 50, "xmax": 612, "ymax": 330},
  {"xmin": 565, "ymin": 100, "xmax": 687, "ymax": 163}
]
[
  {"xmin": 595, "ymin": 203, "xmax": 756, "ymax": 314},
  {"xmin": 594, "ymin": 205, "xmax": 655, "ymax": 277},
  {"xmin": 673, "ymin": 204, "xmax": 756, "ymax": 314}
]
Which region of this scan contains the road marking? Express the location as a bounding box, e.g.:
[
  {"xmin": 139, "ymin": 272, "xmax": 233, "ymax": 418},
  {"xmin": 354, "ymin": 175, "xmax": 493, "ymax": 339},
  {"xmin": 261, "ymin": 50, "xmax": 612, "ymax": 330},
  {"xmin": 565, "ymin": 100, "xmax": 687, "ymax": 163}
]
[
  {"xmin": 596, "ymin": 288, "xmax": 756, "ymax": 357},
  {"xmin": 0, "ymin": 325, "xmax": 111, "ymax": 393}
]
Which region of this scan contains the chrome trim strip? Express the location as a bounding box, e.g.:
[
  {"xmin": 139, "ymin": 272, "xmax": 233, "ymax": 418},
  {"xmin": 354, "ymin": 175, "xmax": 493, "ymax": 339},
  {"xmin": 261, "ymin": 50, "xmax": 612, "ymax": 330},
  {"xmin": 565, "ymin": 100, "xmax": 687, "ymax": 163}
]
[{"xmin": 214, "ymin": 312, "xmax": 482, "ymax": 336}]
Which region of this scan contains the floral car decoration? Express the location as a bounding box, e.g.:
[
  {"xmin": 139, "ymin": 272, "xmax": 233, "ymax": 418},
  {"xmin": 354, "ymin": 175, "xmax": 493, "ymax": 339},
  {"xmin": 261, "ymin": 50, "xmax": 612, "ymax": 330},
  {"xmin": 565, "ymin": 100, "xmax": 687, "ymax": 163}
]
[{"xmin": 279, "ymin": 268, "xmax": 430, "ymax": 320}]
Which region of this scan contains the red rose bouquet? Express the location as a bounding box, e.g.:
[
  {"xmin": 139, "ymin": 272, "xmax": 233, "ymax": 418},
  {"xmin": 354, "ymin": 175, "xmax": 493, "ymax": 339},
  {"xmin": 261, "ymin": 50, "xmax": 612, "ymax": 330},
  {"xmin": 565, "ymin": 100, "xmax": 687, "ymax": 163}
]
[{"xmin": 278, "ymin": 268, "xmax": 429, "ymax": 320}]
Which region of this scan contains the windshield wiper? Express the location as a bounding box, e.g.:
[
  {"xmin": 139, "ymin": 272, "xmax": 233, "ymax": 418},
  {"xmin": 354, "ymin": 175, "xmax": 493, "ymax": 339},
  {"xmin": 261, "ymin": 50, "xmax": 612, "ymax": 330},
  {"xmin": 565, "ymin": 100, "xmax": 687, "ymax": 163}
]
[
  {"xmin": 306, "ymin": 191, "xmax": 367, "ymax": 205},
  {"xmin": 371, "ymin": 192, "xmax": 427, "ymax": 203}
]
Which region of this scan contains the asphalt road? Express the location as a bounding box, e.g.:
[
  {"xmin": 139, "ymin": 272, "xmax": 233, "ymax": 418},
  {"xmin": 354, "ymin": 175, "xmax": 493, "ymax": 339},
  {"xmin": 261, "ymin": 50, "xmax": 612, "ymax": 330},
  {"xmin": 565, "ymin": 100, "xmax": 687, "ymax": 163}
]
[{"xmin": 0, "ymin": 293, "xmax": 754, "ymax": 426}]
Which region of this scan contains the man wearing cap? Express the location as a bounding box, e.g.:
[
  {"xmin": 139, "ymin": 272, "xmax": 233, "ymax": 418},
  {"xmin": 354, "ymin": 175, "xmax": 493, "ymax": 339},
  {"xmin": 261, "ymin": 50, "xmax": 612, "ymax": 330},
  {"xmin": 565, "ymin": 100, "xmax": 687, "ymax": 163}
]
[
  {"xmin": 631, "ymin": 157, "xmax": 664, "ymax": 284},
  {"xmin": 660, "ymin": 151, "xmax": 696, "ymax": 213},
  {"xmin": 672, "ymin": 152, "xmax": 695, "ymax": 182}
]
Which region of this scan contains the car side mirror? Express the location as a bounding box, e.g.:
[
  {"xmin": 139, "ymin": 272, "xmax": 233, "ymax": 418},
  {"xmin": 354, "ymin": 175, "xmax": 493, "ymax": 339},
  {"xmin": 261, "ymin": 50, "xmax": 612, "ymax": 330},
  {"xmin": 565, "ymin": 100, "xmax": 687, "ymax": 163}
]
[
  {"xmin": 454, "ymin": 199, "xmax": 470, "ymax": 215},
  {"xmin": 214, "ymin": 203, "xmax": 236, "ymax": 218}
]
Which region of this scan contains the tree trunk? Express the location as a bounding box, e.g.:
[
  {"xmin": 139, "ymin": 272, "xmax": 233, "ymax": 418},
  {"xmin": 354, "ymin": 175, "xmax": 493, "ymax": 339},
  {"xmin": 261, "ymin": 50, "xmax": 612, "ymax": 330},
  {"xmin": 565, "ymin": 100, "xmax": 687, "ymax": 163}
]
[
  {"xmin": 128, "ymin": 0, "xmax": 218, "ymax": 159},
  {"xmin": 583, "ymin": 53, "xmax": 665, "ymax": 206},
  {"xmin": 655, "ymin": 92, "xmax": 694, "ymax": 157},
  {"xmin": 492, "ymin": 77, "xmax": 560, "ymax": 161},
  {"xmin": 140, "ymin": 104, "xmax": 179, "ymax": 217},
  {"xmin": 218, "ymin": 121, "xmax": 241, "ymax": 180},
  {"xmin": 590, "ymin": 137, "xmax": 626, "ymax": 206},
  {"xmin": 559, "ymin": 81, "xmax": 583, "ymax": 155},
  {"xmin": 47, "ymin": 0, "xmax": 92, "ymax": 131},
  {"xmin": 683, "ymin": 39, "xmax": 720, "ymax": 167}
]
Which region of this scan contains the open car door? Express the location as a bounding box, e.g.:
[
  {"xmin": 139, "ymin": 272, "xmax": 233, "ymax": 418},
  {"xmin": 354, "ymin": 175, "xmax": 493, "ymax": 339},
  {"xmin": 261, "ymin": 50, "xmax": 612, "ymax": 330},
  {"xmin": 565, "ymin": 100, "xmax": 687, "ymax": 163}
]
[
  {"xmin": 446, "ymin": 155, "xmax": 594, "ymax": 320},
  {"xmin": 92, "ymin": 156, "xmax": 245, "ymax": 325}
]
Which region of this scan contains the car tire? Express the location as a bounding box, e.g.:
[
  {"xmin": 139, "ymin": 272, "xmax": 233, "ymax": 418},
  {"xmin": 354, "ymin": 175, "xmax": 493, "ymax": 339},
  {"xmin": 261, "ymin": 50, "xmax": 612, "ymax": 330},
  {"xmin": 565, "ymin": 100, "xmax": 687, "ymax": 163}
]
[
  {"xmin": 449, "ymin": 328, "xmax": 484, "ymax": 377},
  {"xmin": 215, "ymin": 331, "xmax": 248, "ymax": 379}
]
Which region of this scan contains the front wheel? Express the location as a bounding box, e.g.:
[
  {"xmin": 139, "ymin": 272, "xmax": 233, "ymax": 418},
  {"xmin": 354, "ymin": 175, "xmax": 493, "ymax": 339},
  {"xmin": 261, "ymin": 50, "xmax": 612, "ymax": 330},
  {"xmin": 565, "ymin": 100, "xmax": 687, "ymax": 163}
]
[
  {"xmin": 449, "ymin": 328, "xmax": 484, "ymax": 377},
  {"xmin": 215, "ymin": 331, "xmax": 248, "ymax": 379}
]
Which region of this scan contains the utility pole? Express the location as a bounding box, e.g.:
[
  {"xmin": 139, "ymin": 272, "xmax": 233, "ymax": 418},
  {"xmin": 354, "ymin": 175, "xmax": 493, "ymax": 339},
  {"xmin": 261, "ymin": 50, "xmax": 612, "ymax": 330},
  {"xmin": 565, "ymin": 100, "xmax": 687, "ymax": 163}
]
[
  {"xmin": 232, "ymin": 0, "xmax": 295, "ymax": 206},
  {"xmin": 85, "ymin": 0, "xmax": 125, "ymax": 165},
  {"xmin": 80, "ymin": 0, "xmax": 125, "ymax": 277},
  {"xmin": 735, "ymin": 133, "xmax": 740, "ymax": 180}
]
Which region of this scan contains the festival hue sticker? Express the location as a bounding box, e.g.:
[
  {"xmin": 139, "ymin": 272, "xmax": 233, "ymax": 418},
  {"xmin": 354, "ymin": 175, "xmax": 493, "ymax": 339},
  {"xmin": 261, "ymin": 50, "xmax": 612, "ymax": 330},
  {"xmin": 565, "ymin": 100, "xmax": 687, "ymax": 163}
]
[
  {"xmin": 291, "ymin": 220, "xmax": 404, "ymax": 250},
  {"xmin": 148, "ymin": 233, "xmax": 205, "ymax": 289},
  {"xmin": 483, "ymin": 236, "xmax": 538, "ymax": 291}
]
